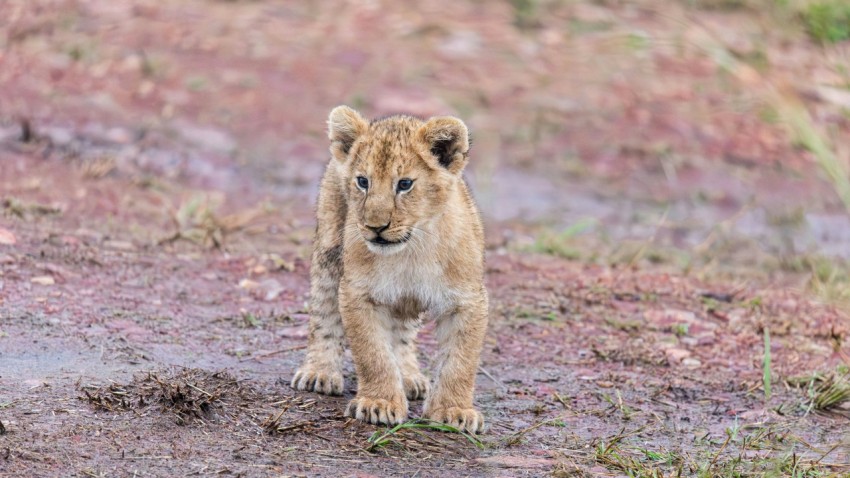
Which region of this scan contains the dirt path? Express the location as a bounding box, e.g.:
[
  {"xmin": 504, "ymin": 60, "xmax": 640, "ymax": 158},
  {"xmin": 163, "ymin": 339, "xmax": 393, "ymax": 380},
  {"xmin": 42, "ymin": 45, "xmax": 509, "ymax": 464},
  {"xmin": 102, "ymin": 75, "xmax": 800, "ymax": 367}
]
[{"xmin": 2, "ymin": 0, "xmax": 850, "ymax": 476}]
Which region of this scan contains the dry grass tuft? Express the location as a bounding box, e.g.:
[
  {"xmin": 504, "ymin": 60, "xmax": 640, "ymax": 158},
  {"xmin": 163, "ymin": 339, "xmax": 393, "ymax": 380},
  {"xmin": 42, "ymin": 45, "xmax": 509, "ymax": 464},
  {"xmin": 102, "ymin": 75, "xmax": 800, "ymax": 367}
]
[
  {"xmin": 811, "ymin": 369, "xmax": 850, "ymax": 412},
  {"xmin": 80, "ymin": 368, "xmax": 261, "ymax": 425},
  {"xmin": 159, "ymin": 195, "xmax": 275, "ymax": 249}
]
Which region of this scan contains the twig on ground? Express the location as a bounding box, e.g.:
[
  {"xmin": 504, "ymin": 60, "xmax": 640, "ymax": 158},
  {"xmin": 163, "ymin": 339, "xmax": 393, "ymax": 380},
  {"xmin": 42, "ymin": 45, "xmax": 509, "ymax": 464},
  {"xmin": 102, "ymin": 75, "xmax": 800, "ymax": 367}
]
[
  {"xmin": 477, "ymin": 366, "xmax": 507, "ymax": 391},
  {"xmin": 239, "ymin": 344, "xmax": 308, "ymax": 362},
  {"xmin": 504, "ymin": 414, "xmax": 574, "ymax": 446},
  {"xmin": 553, "ymin": 392, "xmax": 571, "ymax": 409}
]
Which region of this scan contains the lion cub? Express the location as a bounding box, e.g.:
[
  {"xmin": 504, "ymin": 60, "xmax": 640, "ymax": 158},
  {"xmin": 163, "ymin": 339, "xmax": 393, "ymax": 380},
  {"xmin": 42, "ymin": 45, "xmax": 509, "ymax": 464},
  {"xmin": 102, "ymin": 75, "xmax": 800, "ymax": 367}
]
[{"xmin": 291, "ymin": 106, "xmax": 489, "ymax": 433}]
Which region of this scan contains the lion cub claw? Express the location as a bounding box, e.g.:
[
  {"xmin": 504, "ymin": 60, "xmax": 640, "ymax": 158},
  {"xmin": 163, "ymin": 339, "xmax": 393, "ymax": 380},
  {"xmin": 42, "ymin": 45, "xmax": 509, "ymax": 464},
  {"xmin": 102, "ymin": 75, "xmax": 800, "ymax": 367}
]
[
  {"xmin": 403, "ymin": 374, "xmax": 430, "ymax": 400},
  {"xmin": 291, "ymin": 368, "xmax": 344, "ymax": 396},
  {"xmin": 424, "ymin": 406, "xmax": 485, "ymax": 434},
  {"xmin": 345, "ymin": 397, "xmax": 408, "ymax": 426}
]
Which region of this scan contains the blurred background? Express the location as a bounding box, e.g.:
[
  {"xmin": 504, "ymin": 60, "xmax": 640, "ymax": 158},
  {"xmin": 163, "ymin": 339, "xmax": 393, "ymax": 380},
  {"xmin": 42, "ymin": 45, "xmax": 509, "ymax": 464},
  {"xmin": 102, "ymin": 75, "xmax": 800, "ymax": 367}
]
[
  {"xmin": 2, "ymin": 0, "xmax": 850, "ymax": 299},
  {"xmin": 3, "ymin": 2, "xmax": 850, "ymax": 474}
]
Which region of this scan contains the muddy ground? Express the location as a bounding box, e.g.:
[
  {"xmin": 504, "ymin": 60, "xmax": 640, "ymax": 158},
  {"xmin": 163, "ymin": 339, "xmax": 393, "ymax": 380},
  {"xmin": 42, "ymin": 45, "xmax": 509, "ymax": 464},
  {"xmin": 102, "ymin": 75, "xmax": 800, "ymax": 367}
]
[{"xmin": 1, "ymin": 0, "xmax": 850, "ymax": 476}]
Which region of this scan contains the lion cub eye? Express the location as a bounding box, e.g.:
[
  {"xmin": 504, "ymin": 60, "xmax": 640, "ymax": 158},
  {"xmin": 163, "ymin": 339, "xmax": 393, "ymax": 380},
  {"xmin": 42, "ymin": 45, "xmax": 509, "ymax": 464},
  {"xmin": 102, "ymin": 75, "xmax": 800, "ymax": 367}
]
[
  {"xmin": 396, "ymin": 178, "xmax": 414, "ymax": 192},
  {"xmin": 356, "ymin": 176, "xmax": 369, "ymax": 190}
]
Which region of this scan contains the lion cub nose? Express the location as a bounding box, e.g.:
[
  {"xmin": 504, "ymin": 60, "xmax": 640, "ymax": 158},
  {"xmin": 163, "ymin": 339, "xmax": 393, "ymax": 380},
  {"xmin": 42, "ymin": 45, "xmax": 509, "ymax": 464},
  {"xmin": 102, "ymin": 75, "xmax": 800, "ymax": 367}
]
[{"xmin": 366, "ymin": 223, "xmax": 390, "ymax": 235}]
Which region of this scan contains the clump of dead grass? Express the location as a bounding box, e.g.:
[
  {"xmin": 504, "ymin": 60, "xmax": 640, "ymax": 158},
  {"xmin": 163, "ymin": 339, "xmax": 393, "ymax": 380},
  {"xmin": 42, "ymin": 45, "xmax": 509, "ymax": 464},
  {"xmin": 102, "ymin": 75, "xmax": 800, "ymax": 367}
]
[
  {"xmin": 811, "ymin": 371, "xmax": 850, "ymax": 412},
  {"xmin": 805, "ymin": 256, "xmax": 850, "ymax": 311},
  {"xmin": 793, "ymin": 368, "xmax": 850, "ymax": 414},
  {"xmin": 81, "ymin": 383, "xmax": 137, "ymax": 412},
  {"xmin": 261, "ymin": 396, "xmax": 320, "ymax": 435},
  {"xmin": 2, "ymin": 197, "xmax": 64, "ymax": 220},
  {"xmin": 159, "ymin": 194, "xmax": 276, "ymax": 249},
  {"xmin": 80, "ymin": 368, "xmax": 260, "ymax": 425}
]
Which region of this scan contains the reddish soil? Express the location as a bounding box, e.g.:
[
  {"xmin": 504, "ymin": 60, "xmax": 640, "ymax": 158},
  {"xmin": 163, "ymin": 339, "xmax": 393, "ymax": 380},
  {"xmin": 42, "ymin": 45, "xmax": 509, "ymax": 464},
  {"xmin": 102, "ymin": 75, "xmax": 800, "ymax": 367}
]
[{"xmin": 1, "ymin": 1, "xmax": 849, "ymax": 476}]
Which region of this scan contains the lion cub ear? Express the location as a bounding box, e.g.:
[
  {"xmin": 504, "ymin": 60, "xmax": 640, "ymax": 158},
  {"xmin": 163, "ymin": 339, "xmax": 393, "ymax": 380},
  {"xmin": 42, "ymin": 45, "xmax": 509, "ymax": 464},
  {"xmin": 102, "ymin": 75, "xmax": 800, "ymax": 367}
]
[
  {"xmin": 328, "ymin": 105, "xmax": 368, "ymax": 162},
  {"xmin": 418, "ymin": 117, "xmax": 470, "ymax": 175}
]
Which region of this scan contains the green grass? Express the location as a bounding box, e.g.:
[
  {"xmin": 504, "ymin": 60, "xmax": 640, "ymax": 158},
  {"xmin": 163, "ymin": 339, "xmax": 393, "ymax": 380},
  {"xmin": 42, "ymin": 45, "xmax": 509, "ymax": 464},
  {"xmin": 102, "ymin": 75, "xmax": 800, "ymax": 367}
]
[
  {"xmin": 589, "ymin": 423, "xmax": 847, "ymax": 477},
  {"xmin": 241, "ymin": 311, "xmax": 261, "ymax": 328},
  {"xmin": 763, "ymin": 327, "xmax": 772, "ymax": 401},
  {"xmin": 604, "ymin": 316, "xmax": 642, "ymax": 332},
  {"xmin": 595, "ymin": 434, "xmax": 651, "ymax": 476},
  {"xmin": 600, "ymin": 390, "xmax": 635, "ymax": 421},
  {"xmin": 686, "ymin": 0, "xmax": 749, "ymax": 10},
  {"xmin": 788, "ymin": 366, "xmax": 850, "ymax": 413},
  {"xmin": 778, "ymin": 255, "xmax": 850, "ymax": 310},
  {"xmin": 807, "ymin": 256, "xmax": 850, "ymax": 310},
  {"xmin": 802, "ymin": 1, "xmax": 850, "ymax": 43},
  {"xmin": 687, "ymin": 11, "xmax": 850, "ymax": 216},
  {"xmin": 527, "ymin": 219, "xmax": 597, "ymax": 260},
  {"xmin": 594, "ymin": 429, "xmax": 681, "ymax": 477},
  {"xmin": 185, "ymin": 76, "xmax": 209, "ymax": 91},
  {"xmin": 568, "ymin": 18, "xmax": 614, "ymax": 34},
  {"xmin": 509, "ymin": 0, "xmax": 542, "ymax": 30},
  {"xmin": 366, "ymin": 419, "xmax": 484, "ymax": 452},
  {"xmin": 514, "ymin": 308, "xmax": 559, "ymax": 322},
  {"xmin": 640, "ymin": 448, "xmax": 681, "ymax": 466},
  {"xmin": 776, "ymin": 91, "xmax": 850, "ymax": 213}
]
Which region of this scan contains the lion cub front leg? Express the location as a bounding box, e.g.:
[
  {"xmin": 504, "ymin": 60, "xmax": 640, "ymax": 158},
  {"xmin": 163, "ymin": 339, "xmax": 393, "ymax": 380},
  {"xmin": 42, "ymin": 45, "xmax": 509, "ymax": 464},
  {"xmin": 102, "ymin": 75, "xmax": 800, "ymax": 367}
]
[
  {"xmin": 340, "ymin": 286, "xmax": 408, "ymax": 425},
  {"xmin": 423, "ymin": 294, "xmax": 488, "ymax": 434}
]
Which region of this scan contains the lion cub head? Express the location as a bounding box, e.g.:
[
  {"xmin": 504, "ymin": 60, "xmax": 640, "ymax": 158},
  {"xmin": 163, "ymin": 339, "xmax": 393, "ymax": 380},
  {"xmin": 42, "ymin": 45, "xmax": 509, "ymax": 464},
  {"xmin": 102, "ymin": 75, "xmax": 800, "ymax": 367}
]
[{"xmin": 327, "ymin": 105, "xmax": 470, "ymax": 256}]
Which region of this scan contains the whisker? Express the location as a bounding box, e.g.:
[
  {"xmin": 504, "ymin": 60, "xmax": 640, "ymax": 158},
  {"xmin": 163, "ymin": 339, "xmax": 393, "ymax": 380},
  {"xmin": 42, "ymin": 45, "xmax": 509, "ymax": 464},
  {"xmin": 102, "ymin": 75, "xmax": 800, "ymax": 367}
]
[
  {"xmin": 409, "ymin": 225, "xmax": 438, "ymax": 238},
  {"xmin": 410, "ymin": 230, "xmax": 428, "ymax": 257}
]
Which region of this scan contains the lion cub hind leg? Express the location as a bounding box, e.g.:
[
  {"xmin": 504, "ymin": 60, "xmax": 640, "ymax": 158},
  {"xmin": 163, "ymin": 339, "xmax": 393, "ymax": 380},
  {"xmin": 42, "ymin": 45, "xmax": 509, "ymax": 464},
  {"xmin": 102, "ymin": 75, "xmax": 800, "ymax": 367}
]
[
  {"xmin": 292, "ymin": 168, "xmax": 346, "ymax": 395},
  {"xmin": 291, "ymin": 243, "xmax": 345, "ymax": 395},
  {"xmin": 341, "ymin": 289, "xmax": 409, "ymax": 426},
  {"xmin": 291, "ymin": 165, "xmax": 348, "ymax": 396},
  {"xmin": 392, "ymin": 316, "xmax": 429, "ymax": 401},
  {"xmin": 423, "ymin": 296, "xmax": 488, "ymax": 434}
]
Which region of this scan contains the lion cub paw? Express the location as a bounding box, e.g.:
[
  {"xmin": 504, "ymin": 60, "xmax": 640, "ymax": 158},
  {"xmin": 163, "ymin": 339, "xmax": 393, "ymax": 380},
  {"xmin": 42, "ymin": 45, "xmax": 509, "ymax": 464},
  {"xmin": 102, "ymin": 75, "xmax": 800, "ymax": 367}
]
[
  {"xmin": 291, "ymin": 367, "xmax": 344, "ymax": 396},
  {"xmin": 424, "ymin": 406, "xmax": 485, "ymax": 434},
  {"xmin": 403, "ymin": 374, "xmax": 430, "ymax": 400},
  {"xmin": 345, "ymin": 397, "xmax": 408, "ymax": 426}
]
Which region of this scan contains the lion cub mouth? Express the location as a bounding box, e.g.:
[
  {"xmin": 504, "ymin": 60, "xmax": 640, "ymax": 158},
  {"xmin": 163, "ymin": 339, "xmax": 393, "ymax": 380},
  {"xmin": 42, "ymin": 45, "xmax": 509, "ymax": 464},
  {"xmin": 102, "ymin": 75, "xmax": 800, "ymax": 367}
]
[
  {"xmin": 366, "ymin": 231, "xmax": 412, "ymax": 254},
  {"xmin": 370, "ymin": 232, "xmax": 411, "ymax": 246}
]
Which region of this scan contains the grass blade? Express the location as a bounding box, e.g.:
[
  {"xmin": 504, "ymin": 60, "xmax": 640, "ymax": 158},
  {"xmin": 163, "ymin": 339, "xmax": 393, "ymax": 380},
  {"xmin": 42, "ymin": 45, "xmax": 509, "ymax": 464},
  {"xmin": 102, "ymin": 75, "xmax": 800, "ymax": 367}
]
[
  {"xmin": 763, "ymin": 327, "xmax": 771, "ymax": 401},
  {"xmin": 366, "ymin": 419, "xmax": 485, "ymax": 452}
]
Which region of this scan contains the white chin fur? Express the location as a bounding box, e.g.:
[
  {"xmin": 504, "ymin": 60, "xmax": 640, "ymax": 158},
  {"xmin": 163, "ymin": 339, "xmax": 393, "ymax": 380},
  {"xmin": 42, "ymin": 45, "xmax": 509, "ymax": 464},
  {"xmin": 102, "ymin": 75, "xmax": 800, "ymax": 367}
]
[{"xmin": 365, "ymin": 240, "xmax": 408, "ymax": 255}]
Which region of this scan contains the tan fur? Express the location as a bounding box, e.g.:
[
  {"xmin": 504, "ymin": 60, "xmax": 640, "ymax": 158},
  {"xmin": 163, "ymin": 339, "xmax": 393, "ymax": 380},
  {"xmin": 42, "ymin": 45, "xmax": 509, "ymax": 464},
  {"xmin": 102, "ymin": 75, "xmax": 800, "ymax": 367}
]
[{"xmin": 291, "ymin": 106, "xmax": 489, "ymax": 433}]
